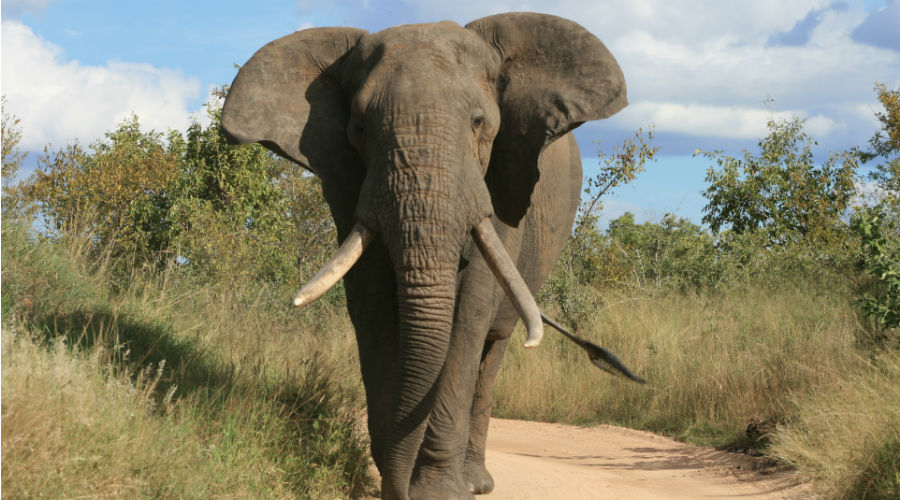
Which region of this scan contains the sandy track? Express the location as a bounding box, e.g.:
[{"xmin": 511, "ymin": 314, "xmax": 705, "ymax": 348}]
[
  {"xmin": 362, "ymin": 418, "xmax": 805, "ymax": 499},
  {"xmin": 481, "ymin": 418, "xmax": 804, "ymax": 500}
]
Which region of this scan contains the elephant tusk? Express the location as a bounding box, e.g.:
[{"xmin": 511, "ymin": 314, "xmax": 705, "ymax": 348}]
[
  {"xmin": 471, "ymin": 218, "xmax": 544, "ymax": 347},
  {"xmin": 293, "ymin": 221, "xmax": 373, "ymax": 308}
]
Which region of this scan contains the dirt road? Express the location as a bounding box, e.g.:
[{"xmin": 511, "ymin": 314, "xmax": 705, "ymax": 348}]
[{"xmin": 481, "ymin": 418, "xmax": 804, "ymax": 500}]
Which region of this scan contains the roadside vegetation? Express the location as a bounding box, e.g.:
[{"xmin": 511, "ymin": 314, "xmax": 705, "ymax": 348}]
[{"xmin": 2, "ymin": 85, "xmax": 897, "ymax": 499}]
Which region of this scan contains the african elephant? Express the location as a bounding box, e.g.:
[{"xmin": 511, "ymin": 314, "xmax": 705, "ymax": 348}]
[{"xmin": 221, "ymin": 12, "xmax": 626, "ymax": 499}]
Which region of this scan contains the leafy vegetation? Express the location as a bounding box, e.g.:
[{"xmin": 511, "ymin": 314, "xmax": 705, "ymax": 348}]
[
  {"xmin": 698, "ymin": 116, "xmax": 859, "ymax": 251},
  {"xmin": 19, "ymin": 100, "xmax": 335, "ymax": 287}
]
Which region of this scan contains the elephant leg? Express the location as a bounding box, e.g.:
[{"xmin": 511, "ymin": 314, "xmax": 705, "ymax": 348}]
[
  {"xmin": 464, "ymin": 335, "xmax": 510, "ymax": 495},
  {"xmin": 357, "ymin": 324, "xmax": 398, "ymax": 475}
]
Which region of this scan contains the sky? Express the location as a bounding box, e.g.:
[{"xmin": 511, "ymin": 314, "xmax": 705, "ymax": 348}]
[{"xmin": 2, "ymin": 0, "xmax": 898, "ymax": 227}]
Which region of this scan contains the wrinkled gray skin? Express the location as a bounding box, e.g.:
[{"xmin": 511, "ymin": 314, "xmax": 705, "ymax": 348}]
[{"xmin": 221, "ymin": 12, "xmax": 626, "ymax": 500}]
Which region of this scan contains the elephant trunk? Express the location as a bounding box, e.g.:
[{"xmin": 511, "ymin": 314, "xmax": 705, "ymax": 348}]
[{"xmin": 373, "ymin": 152, "xmax": 466, "ymax": 498}]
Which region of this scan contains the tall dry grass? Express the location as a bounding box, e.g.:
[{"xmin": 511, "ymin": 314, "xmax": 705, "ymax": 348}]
[
  {"xmin": 1, "ymin": 217, "xmax": 370, "ymax": 499},
  {"xmin": 499, "ymin": 285, "xmax": 865, "ymax": 441},
  {"xmin": 771, "ymin": 349, "xmax": 899, "ymax": 500}
]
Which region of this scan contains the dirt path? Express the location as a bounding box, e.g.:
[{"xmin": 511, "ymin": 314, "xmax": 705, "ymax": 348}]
[{"xmin": 480, "ymin": 418, "xmax": 804, "ymax": 500}]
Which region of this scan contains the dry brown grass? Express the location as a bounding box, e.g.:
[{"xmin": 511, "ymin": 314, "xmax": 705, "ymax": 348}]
[
  {"xmin": 1, "ymin": 218, "xmax": 370, "ymax": 499},
  {"xmin": 498, "ymin": 285, "xmax": 865, "ymax": 441},
  {"xmin": 771, "ymin": 349, "xmax": 899, "ymax": 500}
]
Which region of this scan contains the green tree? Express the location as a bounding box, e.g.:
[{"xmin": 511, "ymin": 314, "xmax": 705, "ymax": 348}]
[
  {"xmin": 565, "ymin": 127, "xmax": 659, "ymax": 283},
  {"xmin": 851, "ymin": 205, "xmax": 899, "ymax": 333},
  {"xmin": 852, "ymin": 84, "xmax": 900, "ymax": 333},
  {"xmin": 171, "ymin": 101, "xmax": 335, "ymax": 286},
  {"xmin": 604, "ymin": 212, "xmax": 718, "ymax": 290},
  {"xmin": 698, "ymin": 117, "xmax": 859, "ymax": 254},
  {"xmin": 542, "ymin": 128, "xmax": 657, "ymax": 326},
  {"xmin": 23, "ymin": 116, "xmax": 180, "ymax": 260},
  {"xmin": 860, "ymin": 83, "xmax": 899, "ymax": 211}
]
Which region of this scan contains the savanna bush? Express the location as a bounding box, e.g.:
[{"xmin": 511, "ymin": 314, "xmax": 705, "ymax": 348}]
[{"xmin": 14, "ymin": 100, "xmax": 336, "ymax": 289}]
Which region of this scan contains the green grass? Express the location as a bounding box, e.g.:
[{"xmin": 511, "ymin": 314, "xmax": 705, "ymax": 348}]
[{"xmin": 1, "ymin": 218, "xmax": 371, "ymax": 499}]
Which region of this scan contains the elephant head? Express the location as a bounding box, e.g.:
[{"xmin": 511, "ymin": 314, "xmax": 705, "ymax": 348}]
[{"xmin": 221, "ymin": 12, "xmax": 625, "ymax": 498}]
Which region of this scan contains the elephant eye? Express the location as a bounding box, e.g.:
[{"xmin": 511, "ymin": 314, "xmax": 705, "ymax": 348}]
[{"xmin": 471, "ymin": 110, "xmax": 485, "ymax": 130}]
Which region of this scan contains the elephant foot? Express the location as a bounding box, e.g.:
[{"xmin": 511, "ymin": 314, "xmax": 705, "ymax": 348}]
[
  {"xmin": 408, "ymin": 469, "xmax": 474, "ymax": 500},
  {"xmin": 463, "ymin": 460, "xmax": 495, "ymax": 495}
]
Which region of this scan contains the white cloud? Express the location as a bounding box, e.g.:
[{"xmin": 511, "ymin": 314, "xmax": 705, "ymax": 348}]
[
  {"xmin": 1, "ymin": 20, "xmax": 203, "ymax": 151},
  {"xmin": 618, "ymin": 101, "xmax": 837, "ymax": 139}
]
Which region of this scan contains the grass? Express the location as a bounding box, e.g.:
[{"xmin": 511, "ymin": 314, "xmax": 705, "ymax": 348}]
[
  {"xmin": 500, "ymin": 285, "xmax": 864, "ymax": 439},
  {"xmin": 771, "ymin": 349, "xmax": 900, "ymax": 500},
  {"xmin": 1, "ymin": 217, "xmax": 371, "ymax": 499}
]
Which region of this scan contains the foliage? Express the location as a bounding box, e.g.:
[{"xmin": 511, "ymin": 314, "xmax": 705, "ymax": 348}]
[
  {"xmin": 25, "ymin": 118, "xmax": 181, "ymax": 259},
  {"xmin": 165, "ymin": 106, "xmax": 318, "ymax": 285},
  {"xmin": 574, "ymin": 127, "xmax": 659, "ymax": 236},
  {"xmin": 15, "ymin": 99, "xmax": 336, "ymax": 287},
  {"xmin": 698, "ymin": 117, "xmax": 859, "ymax": 253},
  {"xmin": 559, "ymin": 212, "xmax": 717, "ymax": 291},
  {"xmin": 851, "ymin": 84, "xmax": 900, "ymax": 334},
  {"xmin": 604, "ymin": 212, "xmax": 718, "ymax": 290},
  {"xmin": 851, "ymin": 206, "xmax": 900, "ymax": 333},
  {"xmin": 860, "ymin": 83, "xmax": 900, "ymax": 207}
]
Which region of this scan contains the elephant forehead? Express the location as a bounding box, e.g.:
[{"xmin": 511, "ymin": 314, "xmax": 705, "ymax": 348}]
[{"xmin": 348, "ymin": 22, "xmax": 499, "ymax": 83}]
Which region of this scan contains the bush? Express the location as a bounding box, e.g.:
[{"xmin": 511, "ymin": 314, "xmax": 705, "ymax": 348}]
[
  {"xmin": 15, "ymin": 100, "xmax": 336, "ymax": 288},
  {"xmin": 698, "ymin": 116, "xmax": 859, "ymax": 255},
  {"xmin": 850, "ymin": 205, "xmax": 900, "ymax": 339}
]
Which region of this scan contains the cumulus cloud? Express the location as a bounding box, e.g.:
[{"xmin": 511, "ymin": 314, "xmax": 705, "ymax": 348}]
[
  {"xmin": 1, "ymin": 20, "xmax": 203, "ymax": 151},
  {"xmin": 618, "ymin": 101, "xmax": 837, "ymax": 139}
]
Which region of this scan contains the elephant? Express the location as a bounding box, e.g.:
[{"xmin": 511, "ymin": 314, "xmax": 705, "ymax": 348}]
[{"xmin": 221, "ymin": 12, "xmax": 626, "ymax": 499}]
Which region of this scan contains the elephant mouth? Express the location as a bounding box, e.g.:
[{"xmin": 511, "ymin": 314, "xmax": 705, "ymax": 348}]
[{"xmin": 292, "ymin": 218, "xmax": 545, "ymax": 347}]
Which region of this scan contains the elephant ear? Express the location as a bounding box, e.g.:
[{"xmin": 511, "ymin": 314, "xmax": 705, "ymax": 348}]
[
  {"xmin": 221, "ymin": 28, "xmax": 367, "ymax": 223},
  {"xmin": 466, "ymin": 13, "xmax": 627, "ymax": 227}
]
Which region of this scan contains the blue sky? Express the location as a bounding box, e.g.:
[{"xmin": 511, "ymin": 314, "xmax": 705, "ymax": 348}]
[{"xmin": 3, "ymin": 0, "xmax": 898, "ymax": 228}]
